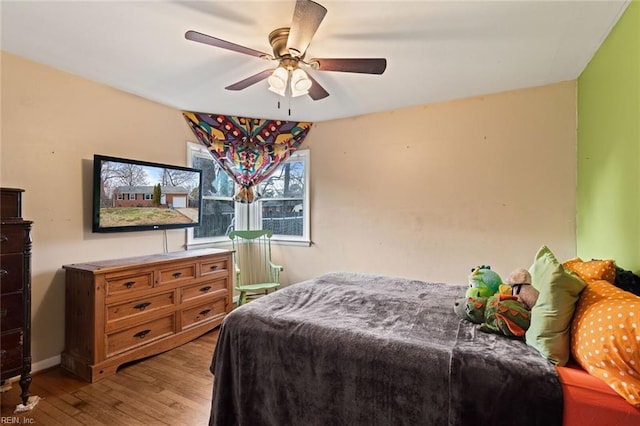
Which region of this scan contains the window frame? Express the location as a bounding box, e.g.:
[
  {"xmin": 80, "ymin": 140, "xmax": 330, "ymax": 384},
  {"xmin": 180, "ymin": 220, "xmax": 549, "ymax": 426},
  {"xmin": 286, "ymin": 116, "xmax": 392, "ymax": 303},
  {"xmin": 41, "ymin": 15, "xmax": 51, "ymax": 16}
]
[
  {"xmin": 186, "ymin": 142, "xmax": 239, "ymax": 248},
  {"xmin": 186, "ymin": 142, "xmax": 310, "ymax": 248}
]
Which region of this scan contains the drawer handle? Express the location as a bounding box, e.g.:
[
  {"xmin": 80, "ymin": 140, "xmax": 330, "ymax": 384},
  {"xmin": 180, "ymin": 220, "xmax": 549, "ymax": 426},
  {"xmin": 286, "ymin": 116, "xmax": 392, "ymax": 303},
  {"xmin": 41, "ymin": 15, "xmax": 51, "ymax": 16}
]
[
  {"xmin": 210, "ymin": 265, "xmax": 218, "ymax": 271},
  {"xmin": 0, "ymin": 235, "xmax": 7, "ymax": 243},
  {"xmin": 134, "ymin": 302, "xmax": 151, "ymax": 311},
  {"xmin": 0, "ymin": 349, "xmax": 6, "ymax": 358},
  {"xmin": 0, "ymin": 270, "xmax": 7, "ymax": 278},
  {"xmin": 134, "ymin": 329, "xmax": 151, "ymax": 339},
  {"xmin": 0, "ymin": 308, "xmax": 7, "ymax": 317},
  {"xmin": 200, "ymin": 286, "xmax": 212, "ymax": 293},
  {"xmin": 172, "ymin": 272, "xmax": 182, "ymax": 279},
  {"xmin": 123, "ymin": 281, "xmax": 135, "ymax": 289},
  {"xmin": 199, "ymin": 309, "xmax": 212, "ymax": 316}
]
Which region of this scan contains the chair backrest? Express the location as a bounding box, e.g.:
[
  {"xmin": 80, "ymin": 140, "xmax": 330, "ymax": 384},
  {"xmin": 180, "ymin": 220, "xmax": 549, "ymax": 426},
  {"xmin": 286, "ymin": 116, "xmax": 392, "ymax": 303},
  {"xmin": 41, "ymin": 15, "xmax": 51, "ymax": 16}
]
[{"xmin": 229, "ymin": 230, "xmax": 277, "ymax": 287}]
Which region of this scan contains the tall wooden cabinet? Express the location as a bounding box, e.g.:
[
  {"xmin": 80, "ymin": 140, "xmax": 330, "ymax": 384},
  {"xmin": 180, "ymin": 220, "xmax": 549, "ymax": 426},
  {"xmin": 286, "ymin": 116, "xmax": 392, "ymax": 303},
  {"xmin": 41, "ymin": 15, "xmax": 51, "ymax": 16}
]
[
  {"xmin": 0, "ymin": 188, "xmax": 33, "ymax": 406},
  {"xmin": 61, "ymin": 248, "xmax": 233, "ymax": 382}
]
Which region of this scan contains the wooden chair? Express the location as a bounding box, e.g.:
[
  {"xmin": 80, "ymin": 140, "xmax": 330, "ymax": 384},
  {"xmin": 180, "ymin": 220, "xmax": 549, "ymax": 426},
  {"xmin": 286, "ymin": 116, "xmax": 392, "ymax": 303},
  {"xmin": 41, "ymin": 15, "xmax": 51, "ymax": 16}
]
[{"xmin": 229, "ymin": 230, "xmax": 283, "ymax": 306}]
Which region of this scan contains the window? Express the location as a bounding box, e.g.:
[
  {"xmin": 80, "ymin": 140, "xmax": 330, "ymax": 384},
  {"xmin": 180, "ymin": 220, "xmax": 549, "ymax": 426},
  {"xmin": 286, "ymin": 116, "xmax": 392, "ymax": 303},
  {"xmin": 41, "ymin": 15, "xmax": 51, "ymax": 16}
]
[
  {"xmin": 187, "ymin": 143, "xmax": 236, "ymax": 245},
  {"xmin": 144, "ymin": 193, "xmax": 152, "ymax": 201},
  {"xmin": 257, "ymin": 150, "xmax": 310, "ymax": 244},
  {"xmin": 187, "ymin": 142, "xmax": 310, "ymax": 247}
]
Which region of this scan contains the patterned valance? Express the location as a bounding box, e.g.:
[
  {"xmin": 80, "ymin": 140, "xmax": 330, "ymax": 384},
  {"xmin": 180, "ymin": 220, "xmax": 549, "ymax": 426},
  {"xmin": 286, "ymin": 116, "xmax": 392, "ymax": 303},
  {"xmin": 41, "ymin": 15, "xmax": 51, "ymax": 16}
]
[{"xmin": 183, "ymin": 112, "xmax": 312, "ymax": 203}]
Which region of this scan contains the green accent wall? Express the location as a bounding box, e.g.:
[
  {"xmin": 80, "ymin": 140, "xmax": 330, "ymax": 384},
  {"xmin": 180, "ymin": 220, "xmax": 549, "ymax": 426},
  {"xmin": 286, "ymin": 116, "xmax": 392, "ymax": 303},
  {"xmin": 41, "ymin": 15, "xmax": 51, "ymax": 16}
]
[{"xmin": 577, "ymin": 0, "xmax": 639, "ymax": 273}]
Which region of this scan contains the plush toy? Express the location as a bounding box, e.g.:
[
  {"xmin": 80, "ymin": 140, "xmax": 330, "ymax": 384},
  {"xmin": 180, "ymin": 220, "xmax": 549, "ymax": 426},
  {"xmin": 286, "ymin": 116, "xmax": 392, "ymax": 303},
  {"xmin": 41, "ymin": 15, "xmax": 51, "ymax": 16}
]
[
  {"xmin": 505, "ymin": 268, "xmax": 539, "ymax": 310},
  {"xmin": 466, "ymin": 265, "xmax": 502, "ymax": 298},
  {"xmin": 454, "ymin": 293, "xmax": 531, "ymax": 338}
]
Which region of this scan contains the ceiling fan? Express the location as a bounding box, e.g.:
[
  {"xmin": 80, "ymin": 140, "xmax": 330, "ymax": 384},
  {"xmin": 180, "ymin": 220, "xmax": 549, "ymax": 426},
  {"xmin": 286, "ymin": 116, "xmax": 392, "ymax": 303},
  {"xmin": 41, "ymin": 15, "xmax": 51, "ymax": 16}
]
[{"xmin": 185, "ymin": 0, "xmax": 387, "ymax": 101}]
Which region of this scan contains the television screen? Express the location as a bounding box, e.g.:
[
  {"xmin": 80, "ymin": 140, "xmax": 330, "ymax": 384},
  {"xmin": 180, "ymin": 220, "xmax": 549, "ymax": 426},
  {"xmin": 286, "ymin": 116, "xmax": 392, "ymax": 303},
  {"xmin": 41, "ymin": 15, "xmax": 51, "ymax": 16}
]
[{"xmin": 92, "ymin": 154, "xmax": 203, "ymax": 233}]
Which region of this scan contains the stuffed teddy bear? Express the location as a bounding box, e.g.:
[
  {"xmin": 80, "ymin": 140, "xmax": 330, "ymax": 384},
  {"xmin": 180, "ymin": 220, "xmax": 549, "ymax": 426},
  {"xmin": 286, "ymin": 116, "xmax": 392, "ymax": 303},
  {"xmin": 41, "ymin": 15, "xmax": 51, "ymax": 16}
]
[
  {"xmin": 454, "ymin": 293, "xmax": 531, "ymax": 338},
  {"xmin": 505, "ymin": 268, "xmax": 539, "ymax": 310},
  {"xmin": 466, "ymin": 265, "xmax": 503, "ymax": 298}
]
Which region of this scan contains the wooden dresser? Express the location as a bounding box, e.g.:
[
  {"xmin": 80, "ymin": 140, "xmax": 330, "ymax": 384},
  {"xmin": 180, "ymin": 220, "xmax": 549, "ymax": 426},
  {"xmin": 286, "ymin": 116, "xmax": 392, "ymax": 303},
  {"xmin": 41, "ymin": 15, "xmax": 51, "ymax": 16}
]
[
  {"xmin": 61, "ymin": 248, "xmax": 233, "ymax": 382},
  {"xmin": 0, "ymin": 187, "xmax": 33, "ymax": 406}
]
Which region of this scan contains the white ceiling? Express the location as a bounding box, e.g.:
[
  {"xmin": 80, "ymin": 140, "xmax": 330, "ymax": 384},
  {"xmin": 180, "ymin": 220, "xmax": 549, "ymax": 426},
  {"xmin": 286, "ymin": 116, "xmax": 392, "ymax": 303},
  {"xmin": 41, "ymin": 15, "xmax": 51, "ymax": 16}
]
[{"xmin": 1, "ymin": 0, "xmax": 630, "ymax": 122}]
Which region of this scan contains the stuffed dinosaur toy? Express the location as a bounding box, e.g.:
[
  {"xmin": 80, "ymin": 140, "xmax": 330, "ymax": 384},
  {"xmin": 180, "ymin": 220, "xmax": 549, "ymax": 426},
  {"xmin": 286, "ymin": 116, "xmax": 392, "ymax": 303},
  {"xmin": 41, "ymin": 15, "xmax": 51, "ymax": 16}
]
[
  {"xmin": 454, "ymin": 293, "xmax": 531, "ymax": 338},
  {"xmin": 466, "ymin": 265, "xmax": 503, "ymax": 298}
]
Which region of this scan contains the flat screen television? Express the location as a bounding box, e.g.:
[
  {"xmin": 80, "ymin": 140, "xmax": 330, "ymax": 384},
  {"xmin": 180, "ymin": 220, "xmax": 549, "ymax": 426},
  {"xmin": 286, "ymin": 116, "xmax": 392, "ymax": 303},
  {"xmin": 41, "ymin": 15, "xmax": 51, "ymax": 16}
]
[{"xmin": 92, "ymin": 154, "xmax": 203, "ymax": 233}]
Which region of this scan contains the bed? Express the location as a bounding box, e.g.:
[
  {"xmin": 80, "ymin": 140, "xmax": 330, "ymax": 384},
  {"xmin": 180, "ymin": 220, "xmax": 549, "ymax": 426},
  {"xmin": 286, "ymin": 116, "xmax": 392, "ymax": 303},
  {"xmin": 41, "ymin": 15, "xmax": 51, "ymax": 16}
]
[
  {"xmin": 209, "ymin": 271, "xmax": 640, "ymax": 425},
  {"xmin": 209, "ymin": 272, "xmax": 564, "ymax": 426}
]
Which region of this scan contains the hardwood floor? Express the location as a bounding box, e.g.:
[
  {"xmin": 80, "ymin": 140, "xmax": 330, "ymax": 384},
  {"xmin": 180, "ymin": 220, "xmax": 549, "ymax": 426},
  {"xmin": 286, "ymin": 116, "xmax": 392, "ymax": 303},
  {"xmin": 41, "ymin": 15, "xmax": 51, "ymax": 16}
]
[{"xmin": 1, "ymin": 328, "xmax": 219, "ymax": 425}]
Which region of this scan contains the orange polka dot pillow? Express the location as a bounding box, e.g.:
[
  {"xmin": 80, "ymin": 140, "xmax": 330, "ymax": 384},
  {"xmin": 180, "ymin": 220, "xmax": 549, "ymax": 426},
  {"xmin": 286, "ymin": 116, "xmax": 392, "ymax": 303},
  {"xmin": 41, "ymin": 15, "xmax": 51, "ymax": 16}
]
[
  {"xmin": 571, "ymin": 279, "xmax": 640, "ymax": 407},
  {"xmin": 563, "ymin": 257, "xmax": 616, "ymax": 284}
]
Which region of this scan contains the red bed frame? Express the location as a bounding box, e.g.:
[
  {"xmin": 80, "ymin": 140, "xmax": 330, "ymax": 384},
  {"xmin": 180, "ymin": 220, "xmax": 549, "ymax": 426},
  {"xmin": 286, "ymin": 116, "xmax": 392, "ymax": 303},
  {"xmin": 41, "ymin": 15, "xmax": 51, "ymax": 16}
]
[{"xmin": 557, "ymin": 363, "xmax": 640, "ymax": 426}]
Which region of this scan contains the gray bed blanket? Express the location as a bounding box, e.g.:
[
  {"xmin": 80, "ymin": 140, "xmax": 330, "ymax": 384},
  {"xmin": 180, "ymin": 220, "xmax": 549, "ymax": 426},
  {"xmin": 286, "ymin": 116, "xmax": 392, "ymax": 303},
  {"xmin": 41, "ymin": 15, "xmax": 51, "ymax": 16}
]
[{"xmin": 210, "ymin": 272, "xmax": 562, "ymax": 426}]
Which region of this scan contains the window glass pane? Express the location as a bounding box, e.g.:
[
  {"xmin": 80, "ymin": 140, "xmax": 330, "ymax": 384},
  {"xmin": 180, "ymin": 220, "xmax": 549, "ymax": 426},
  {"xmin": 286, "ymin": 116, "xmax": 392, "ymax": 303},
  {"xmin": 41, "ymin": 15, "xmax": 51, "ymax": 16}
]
[
  {"xmin": 189, "ymin": 144, "xmax": 237, "ymax": 241},
  {"xmin": 261, "ymin": 199, "xmax": 303, "ymax": 236},
  {"xmin": 260, "ymin": 161, "xmax": 305, "ymax": 198},
  {"xmin": 194, "ymin": 198, "xmax": 235, "ymax": 238},
  {"xmin": 259, "ymin": 159, "xmax": 305, "ymax": 237},
  {"xmin": 193, "ymin": 155, "xmax": 235, "ymax": 198}
]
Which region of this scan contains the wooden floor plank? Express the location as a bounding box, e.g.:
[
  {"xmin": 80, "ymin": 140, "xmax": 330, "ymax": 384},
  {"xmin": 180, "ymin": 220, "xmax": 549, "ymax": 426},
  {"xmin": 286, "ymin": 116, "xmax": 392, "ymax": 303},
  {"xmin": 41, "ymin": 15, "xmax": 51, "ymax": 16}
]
[
  {"xmin": 0, "ymin": 328, "xmax": 219, "ymax": 425},
  {"xmin": 99, "ymin": 376, "xmax": 192, "ymax": 426},
  {"xmin": 29, "ymin": 396, "xmax": 85, "ymax": 425}
]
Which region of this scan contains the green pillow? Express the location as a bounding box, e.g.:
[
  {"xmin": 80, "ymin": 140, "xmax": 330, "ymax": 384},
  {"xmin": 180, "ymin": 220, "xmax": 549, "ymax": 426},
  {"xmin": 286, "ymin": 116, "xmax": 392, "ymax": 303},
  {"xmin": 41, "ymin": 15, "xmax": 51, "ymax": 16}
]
[{"xmin": 525, "ymin": 245, "xmax": 586, "ymax": 366}]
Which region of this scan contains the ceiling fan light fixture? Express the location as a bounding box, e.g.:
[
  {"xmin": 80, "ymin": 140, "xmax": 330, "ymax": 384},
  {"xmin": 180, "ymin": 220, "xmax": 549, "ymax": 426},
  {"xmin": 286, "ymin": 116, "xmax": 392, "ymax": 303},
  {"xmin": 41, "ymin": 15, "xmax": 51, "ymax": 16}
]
[
  {"xmin": 290, "ymin": 87, "xmax": 309, "ymax": 98},
  {"xmin": 290, "ymin": 68, "xmax": 312, "ymax": 97},
  {"xmin": 268, "ymin": 66, "xmax": 289, "ymax": 92},
  {"xmin": 268, "ymin": 85, "xmax": 287, "ymax": 97}
]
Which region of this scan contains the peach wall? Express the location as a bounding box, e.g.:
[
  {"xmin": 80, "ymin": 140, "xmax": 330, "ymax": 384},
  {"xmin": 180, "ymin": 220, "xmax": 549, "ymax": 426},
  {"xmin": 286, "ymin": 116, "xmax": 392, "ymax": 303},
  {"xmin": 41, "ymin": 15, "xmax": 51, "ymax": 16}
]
[
  {"xmin": 1, "ymin": 52, "xmax": 195, "ymax": 366},
  {"xmin": 279, "ymin": 81, "xmax": 578, "ymax": 285},
  {"xmin": 1, "ymin": 51, "xmax": 577, "ymax": 367}
]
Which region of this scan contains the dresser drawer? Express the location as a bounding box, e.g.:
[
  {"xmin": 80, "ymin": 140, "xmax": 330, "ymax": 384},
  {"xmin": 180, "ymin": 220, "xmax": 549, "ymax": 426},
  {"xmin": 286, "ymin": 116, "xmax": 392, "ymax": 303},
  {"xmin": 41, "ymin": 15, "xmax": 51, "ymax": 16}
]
[
  {"xmin": 106, "ymin": 291, "xmax": 175, "ymax": 327},
  {"xmin": 0, "ymin": 189, "xmax": 22, "ymax": 219},
  {"xmin": 106, "ymin": 314, "xmax": 175, "ymax": 357},
  {"xmin": 0, "ymin": 253, "xmax": 24, "ymax": 293},
  {"xmin": 181, "ymin": 298, "xmax": 226, "ymax": 330},
  {"xmin": 0, "ymin": 330, "xmax": 23, "ymax": 371},
  {"xmin": 158, "ymin": 263, "xmax": 196, "ymax": 286},
  {"xmin": 0, "ymin": 292, "xmax": 23, "ymax": 332},
  {"xmin": 105, "ymin": 271, "xmax": 154, "ymax": 297},
  {"xmin": 200, "ymin": 257, "xmax": 229, "ymax": 277},
  {"xmin": 181, "ymin": 278, "xmax": 227, "ymax": 304},
  {"xmin": 0, "ymin": 226, "xmax": 28, "ymax": 254}
]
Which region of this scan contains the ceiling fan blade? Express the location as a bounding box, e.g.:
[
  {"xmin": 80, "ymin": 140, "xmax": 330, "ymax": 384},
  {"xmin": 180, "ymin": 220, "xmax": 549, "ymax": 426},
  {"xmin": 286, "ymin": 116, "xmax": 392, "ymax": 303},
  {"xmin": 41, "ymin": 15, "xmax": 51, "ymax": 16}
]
[
  {"xmin": 286, "ymin": 0, "xmax": 327, "ymax": 57},
  {"xmin": 306, "ymin": 73, "xmax": 329, "ymax": 100},
  {"xmin": 311, "ymin": 58, "xmax": 387, "ymax": 74},
  {"xmin": 185, "ymin": 30, "xmax": 270, "ymax": 59},
  {"xmin": 225, "ymin": 69, "xmax": 274, "ymax": 91}
]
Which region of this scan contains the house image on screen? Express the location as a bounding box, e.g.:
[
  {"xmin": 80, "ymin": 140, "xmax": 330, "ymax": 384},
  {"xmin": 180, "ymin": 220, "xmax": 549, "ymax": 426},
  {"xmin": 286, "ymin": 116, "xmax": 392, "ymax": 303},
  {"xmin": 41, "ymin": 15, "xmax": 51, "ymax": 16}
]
[{"xmin": 112, "ymin": 186, "xmax": 190, "ymax": 209}]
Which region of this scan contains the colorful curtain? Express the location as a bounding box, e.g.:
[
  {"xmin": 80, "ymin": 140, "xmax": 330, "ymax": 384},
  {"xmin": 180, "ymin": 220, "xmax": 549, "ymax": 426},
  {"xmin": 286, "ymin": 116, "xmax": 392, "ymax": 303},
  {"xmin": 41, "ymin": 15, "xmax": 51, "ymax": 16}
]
[{"xmin": 183, "ymin": 112, "xmax": 312, "ymax": 203}]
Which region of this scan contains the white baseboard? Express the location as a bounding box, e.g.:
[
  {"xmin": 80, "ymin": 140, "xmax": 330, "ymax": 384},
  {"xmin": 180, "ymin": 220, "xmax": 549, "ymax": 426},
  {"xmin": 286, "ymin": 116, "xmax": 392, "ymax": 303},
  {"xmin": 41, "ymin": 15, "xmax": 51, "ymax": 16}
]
[{"xmin": 32, "ymin": 354, "xmax": 61, "ymax": 373}]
